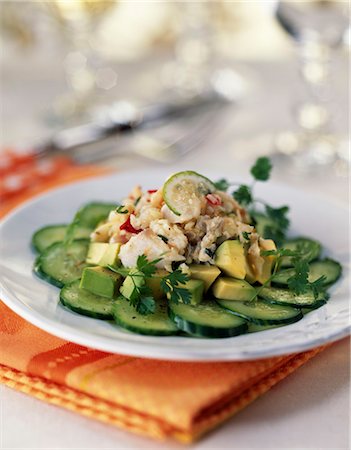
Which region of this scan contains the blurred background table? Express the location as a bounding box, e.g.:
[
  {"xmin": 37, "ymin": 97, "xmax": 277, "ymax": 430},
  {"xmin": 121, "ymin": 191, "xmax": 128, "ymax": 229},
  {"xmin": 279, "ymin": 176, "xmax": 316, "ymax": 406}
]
[{"xmin": 0, "ymin": 1, "xmax": 349, "ymax": 448}]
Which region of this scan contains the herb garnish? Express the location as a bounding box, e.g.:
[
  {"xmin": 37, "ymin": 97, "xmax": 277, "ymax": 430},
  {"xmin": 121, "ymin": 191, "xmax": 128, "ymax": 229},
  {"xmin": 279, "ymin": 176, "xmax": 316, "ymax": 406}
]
[
  {"xmin": 251, "ymin": 247, "xmax": 326, "ymax": 302},
  {"xmin": 109, "ymin": 255, "xmax": 159, "ymax": 314},
  {"xmin": 109, "ymin": 255, "xmax": 190, "ymax": 315},
  {"xmin": 233, "ymin": 184, "xmax": 252, "ymax": 206},
  {"xmin": 214, "ymin": 156, "xmax": 289, "ymax": 246},
  {"xmin": 250, "ymin": 156, "xmax": 272, "ymax": 181},
  {"xmin": 160, "ymin": 270, "xmax": 191, "ymax": 305}
]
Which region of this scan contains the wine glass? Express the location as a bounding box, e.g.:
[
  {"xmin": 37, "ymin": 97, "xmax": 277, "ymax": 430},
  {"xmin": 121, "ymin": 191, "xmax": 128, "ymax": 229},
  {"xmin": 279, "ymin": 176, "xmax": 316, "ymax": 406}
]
[{"xmin": 274, "ymin": 0, "xmax": 349, "ymax": 171}]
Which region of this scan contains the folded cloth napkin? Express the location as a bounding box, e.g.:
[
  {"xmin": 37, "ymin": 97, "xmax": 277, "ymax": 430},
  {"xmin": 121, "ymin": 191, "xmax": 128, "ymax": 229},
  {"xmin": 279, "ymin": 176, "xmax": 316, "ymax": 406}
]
[{"xmin": 0, "ymin": 154, "xmax": 325, "ymax": 443}]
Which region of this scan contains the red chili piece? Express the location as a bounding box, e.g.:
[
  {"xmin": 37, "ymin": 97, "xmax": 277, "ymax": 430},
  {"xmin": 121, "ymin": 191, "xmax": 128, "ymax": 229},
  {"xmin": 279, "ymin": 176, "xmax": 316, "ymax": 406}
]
[
  {"xmin": 147, "ymin": 189, "xmax": 157, "ymax": 194},
  {"xmin": 120, "ymin": 216, "xmax": 141, "ymax": 234},
  {"xmin": 206, "ymin": 193, "xmax": 222, "ymax": 206}
]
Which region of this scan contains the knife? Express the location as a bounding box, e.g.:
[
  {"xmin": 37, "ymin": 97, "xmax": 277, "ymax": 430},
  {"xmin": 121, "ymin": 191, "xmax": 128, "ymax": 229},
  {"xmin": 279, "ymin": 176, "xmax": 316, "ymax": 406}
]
[{"xmin": 36, "ymin": 92, "xmax": 228, "ymax": 157}]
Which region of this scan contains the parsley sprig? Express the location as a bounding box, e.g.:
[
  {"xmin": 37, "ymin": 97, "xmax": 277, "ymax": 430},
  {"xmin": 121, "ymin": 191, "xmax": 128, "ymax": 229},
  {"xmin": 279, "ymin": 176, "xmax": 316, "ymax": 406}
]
[
  {"xmin": 160, "ymin": 270, "xmax": 191, "ymax": 305},
  {"xmin": 214, "ymin": 156, "xmax": 290, "ymax": 246},
  {"xmin": 251, "ymin": 246, "xmax": 326, "ymax": 302},
  {"xmin": 109, "ymin": 255, "xmax": 190, "ymax": 315}
]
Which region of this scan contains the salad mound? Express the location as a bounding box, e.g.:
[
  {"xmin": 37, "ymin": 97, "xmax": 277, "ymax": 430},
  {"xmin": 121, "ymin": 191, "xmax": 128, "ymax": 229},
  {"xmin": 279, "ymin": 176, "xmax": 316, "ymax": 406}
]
[
  {"xmin": 91, "ymin": 170, "xmax": 275, "ymax": 281},
  {"xmin": 32, "ymin": 157, "xmax": 342, "ymax": 338}
]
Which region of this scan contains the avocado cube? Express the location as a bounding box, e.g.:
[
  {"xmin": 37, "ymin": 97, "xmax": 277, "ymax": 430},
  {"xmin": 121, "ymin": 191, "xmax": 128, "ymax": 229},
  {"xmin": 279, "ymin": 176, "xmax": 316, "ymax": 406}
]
[
  {"xmin": 212, "ymin": 277, "xmax": 256, "ymax": 301},
  {"xmin": 246, "ymin": 239, "xmax": 276, "ymax": 285},
  {"xmin": 167, "ymin": 279, "xmax": 205, "ymax": 305},
  {"xmin": 120, "ymin": 269, "xmax": 144, "ymax": 301},
  {"xmin": 257, "ymin": 239, "xmax": 276, "ymax": 285},
  {"xmin": 145, "ymin": 269, "xmax": 168, "ymax": 300},
  {"xmin": 189, "ymin": 264, "xmax": 221, "ymax": 292},
  {"xmin": 80, "ymin": 267, "xmax": 122, "ymax": 298},
  {"xmin": 86, "ymin": 243, "xmax": 120, "ymax": 267},
  {"xmin": 245, "ymin": 256, "xmax": 257, "ymax": 284},
  {"xmin": 215, "ymin": 240, "xmax": 246, "ymax": 279}
]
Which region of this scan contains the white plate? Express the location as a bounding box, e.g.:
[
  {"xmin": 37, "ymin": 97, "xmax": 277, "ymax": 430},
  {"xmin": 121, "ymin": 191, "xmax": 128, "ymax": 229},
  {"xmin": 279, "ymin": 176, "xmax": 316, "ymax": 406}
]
[{"xmin": 0, "ymin": 170, "xmax": 349, "ymax": 361}]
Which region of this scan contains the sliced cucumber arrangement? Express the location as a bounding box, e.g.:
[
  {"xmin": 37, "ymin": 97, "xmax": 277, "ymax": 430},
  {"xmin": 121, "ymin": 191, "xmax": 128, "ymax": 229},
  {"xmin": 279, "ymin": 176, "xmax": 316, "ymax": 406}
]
[
  {"xmin": 113, "ymin": 297, "xmax": 178, "ymax": 336},
  {"xmin": 76, "ymin": 202, "xmax": 117, "ymax": 228},
  {"xmin": 32, "ymin": 224, "xmax": 91, "ymax": 253},
  {"xmin": 31, "ymin": 170, "xmax": 343, "ymax": 340},
  {"xmin": 163, "ymin": 171, "xmax": 215, "ymax": 216},
  {"xmin": 280, "ymin": 237, "xmax": 321, "ymax": 268},
  {"xmin": 168, "ymin": 300, "xmax": 248, "ymax": 338},
  {"xmin": 273, "ymin": 258, "xmax": 342, "ymax": 287},
  {"xmin": 216, "ymin": 298, "xmax": 303, "ymax": 325},
  {"xmin": 258, "ymin": 286, "xmax": 328, "ymax": 309},
  {"xmin": 34, "ymin": 239, "xmax": 90, "ymax": 287},
  {"xmin": 60, "ymin": 280, "xmax": 114, "ymax": 319}
]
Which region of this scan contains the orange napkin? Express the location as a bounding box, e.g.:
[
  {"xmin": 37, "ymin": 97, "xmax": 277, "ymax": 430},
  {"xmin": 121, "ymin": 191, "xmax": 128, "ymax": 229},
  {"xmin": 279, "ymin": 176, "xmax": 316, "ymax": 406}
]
[{"xmin": 0, "ymin": 154, "xmax": 325, "ymax": 443}]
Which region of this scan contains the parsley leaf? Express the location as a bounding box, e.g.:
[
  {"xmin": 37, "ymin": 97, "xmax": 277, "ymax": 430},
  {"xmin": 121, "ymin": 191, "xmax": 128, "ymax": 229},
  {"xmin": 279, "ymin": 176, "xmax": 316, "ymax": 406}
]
[
  {"xmin": 286, "ymin": 255, "xmax": 326, "ymax": 300},
  {"xmin": 251, "ymin": 246, "xmax": 327, "ymax": 302},
  {"xmin": 160, "ymin": 270, "xmax": 191, "ymax": 305},
  {"xmin": 108, "ymin": 265, "xmax": 129, "ymax": 277},
  {"xmin": 233, "ymin": 185, "xmax": 252, "ymax": 205},
  {"xmin": 265, "ymin": 205, "xmax": 290, "ymax": 231},
  {"xmin": 137, "ymin": 294, "xmax": 156, "ymax": 315},
  {"xmin": 287, "ymin": 258, "xmax": 310, "ymax": 295},
  {"xmin": 262, "ymin": 226, "xmax": 286, "ymax": 248},
  {"xmin": 119, "ymin": 270, "xmax": 156, "ymax": 315},
  {"xmin": 111, "ymin": 255, "xmax": 192, "ymax": 314},
  {"xmin": 261, "ymin": 248, "xmax": 298, "ymax": 257},
  {"xmin": 136, "ymin": 254, "xmax": 160, "ymax": 277},
  {"xmin": 214, "ymin": 178, "xmax": 230, "ymax": 191},
  {"xmin": 250, "ymin": 157, "xmax": 272, "ymax": 181},
  {"xmin": 259, "ymin": 205, "xmax": 290, "ymax": 246}
]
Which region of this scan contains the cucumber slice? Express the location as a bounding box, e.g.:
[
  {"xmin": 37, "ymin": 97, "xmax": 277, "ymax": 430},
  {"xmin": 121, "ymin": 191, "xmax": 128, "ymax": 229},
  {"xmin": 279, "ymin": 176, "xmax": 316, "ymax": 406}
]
[
  {"xmin": 168, "ymin": 300, "xmax": 248, "ymax": 338},
  {"xmin": 34, "ymin": 239, "xmax": 90, "ymax": 287},
  {"xmin": 113, "ymin": 297, "xmax": 178, "ymax": 336},
  {"xmin": 273, "ymin": 258, "xmax": 342, "ymax": 287},
  {"xmin": 32, "ymin": 224, "xmax": 91, "ymax": 253},
  {"xmin": 280, "ymin": 237, "xmax": 321, "ymax": 268},
  {"xmin": 76, "ymin": 202, "xmax": 117, "ymax": 228},
  {"xmin": 216, "ymin": 298, "xmax": 302, "ymax": 325},
  {"xmin": 258, "ymin": 286, "xmax": 328, "ymax": 309},
  {"xmin": 60, "ymin": 280, "xmax": 114, "ymax": 319},
  {"xmin": 163, "ymin": 171, "xmax": 215, "ymax": 216}
]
